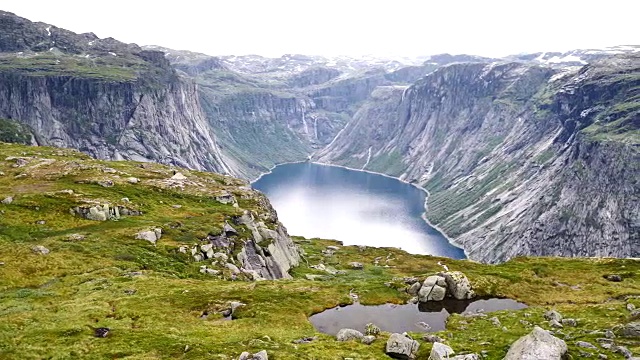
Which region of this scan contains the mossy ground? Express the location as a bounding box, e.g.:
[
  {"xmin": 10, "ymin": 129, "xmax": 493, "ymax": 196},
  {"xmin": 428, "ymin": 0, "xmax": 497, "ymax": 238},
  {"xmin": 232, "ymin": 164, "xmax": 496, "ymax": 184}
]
[{"xmin": 0, "ymin": 143, "xmax": 639, "ymax": 359}]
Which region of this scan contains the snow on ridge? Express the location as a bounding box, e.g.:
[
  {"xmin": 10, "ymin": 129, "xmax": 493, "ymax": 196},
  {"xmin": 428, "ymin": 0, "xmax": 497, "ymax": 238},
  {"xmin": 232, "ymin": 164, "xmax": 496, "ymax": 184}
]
[
  {"xmin": 45, "ymin": 26, "xmax": 51, "ymax": 36},
  {"xmin": 546, "ymin": 54, "xmax": 586, "ymax": 64}
]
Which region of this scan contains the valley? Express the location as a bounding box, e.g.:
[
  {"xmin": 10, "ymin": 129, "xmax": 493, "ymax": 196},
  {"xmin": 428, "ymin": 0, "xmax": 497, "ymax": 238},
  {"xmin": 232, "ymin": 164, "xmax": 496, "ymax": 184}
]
[{"xmin": 0, "ymin": 8, "xmax": 638, "ymax": 360}]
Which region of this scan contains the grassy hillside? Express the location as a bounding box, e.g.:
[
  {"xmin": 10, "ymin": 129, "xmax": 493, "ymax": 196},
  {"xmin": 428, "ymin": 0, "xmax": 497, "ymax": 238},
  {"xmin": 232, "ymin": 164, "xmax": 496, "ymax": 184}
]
[{"xmin": 0, "ymin": 143, "xmax": 638, "ymax": 359}]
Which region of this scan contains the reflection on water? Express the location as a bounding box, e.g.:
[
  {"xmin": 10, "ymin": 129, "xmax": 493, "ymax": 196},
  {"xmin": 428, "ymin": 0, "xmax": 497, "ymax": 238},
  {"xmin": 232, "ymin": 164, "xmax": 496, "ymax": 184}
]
[
  {"xmin": 252, "ymin": 162, "xmax": 465, "ymax": 258},
  {"xmin": 309, "ymin": 298, "xmax": 528, "ymax": 335}
]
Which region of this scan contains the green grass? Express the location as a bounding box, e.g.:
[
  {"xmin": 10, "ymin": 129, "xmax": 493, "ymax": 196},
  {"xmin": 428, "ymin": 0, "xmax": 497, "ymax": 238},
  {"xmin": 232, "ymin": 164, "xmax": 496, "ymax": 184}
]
[
  {"xmin": 0, "ymin": 144, "xmax": 639, "ymax": 359},
  {"xmin": 0, "ymin": 53, "xmax": 140, "ymax": 81}
]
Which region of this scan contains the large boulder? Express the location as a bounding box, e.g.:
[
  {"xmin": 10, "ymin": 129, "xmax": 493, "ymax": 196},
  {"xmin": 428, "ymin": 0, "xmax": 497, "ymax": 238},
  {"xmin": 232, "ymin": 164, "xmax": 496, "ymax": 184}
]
[
  {"xmin": 238, "ymin": 350, "xmax": 268, "ymax": 360},
  {"xmin": 429, "ymin": 342, "xmax": 454, "ymax": 360},
  {"xmin": 135, "ymin": 228, "xmax": 162, "ymax": 245},
  {"xmin": 442, "ymin": 271, "xmax": 474, "ymax": 300},
  {"xmin": 336, "ymin": 328, "xmax": 364, "ymax": 341},
  {"xmin": 386, "ymin": 333, "xmax": 419, "ymax": 360},
  {"xmin": 504, "ymin": 326, "xmax": 568, "ymax": 360},
  {"xmin": 418, "ymin": 275, "xmax": 447, "ymax": 302}
]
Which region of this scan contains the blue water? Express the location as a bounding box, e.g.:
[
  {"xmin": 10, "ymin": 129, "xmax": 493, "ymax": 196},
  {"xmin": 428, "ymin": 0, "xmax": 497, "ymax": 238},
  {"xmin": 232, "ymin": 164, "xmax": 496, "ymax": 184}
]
[{"xmin": 252, "ymin": 162, "xmax": 465, "ymax": 258}]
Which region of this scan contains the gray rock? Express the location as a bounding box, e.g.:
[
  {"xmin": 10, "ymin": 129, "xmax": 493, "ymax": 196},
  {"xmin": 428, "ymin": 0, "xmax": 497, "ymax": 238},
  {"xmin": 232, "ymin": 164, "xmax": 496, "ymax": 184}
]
[
  {"xmin": 604, "ymin": 274, "xmax": 622, "ymax": 282},
  {"xmin": 596, "ymin": 338, "xmax": 614, "ymax": 349},
  {"xmin": 622, "ymin": 322, "xmax": 640, "ymax": 337},
  {"xmin": 326, "ymin": 245, "xmax": 340, "ymax": 251},
  {"xmin": 126, "ymin": 177, "xmax": 139, "ymax": 184},
  {"xmin": 348, "ymin": 261, "xmax": 364, "ymax": 269},
  {"xmin": 199, "ymin": 266, "xmax": 219, "ymax": 276},
  {"xmin": 35, "ymin": 220, "xmax": 46, "ymax": 225},
  {"xmin": 612, "ymin": 345, "xmax": 632, "ymax": 358},
  {"xmin": 1, "ymin": 196, "xmax": 13, "ymax": 204},
  {"xmin": 452, "ymin": 355, "xmax": 480, "ymax": 360},
  {"xmin": 443, "ymin": 271, "xmax": 474, "ymax": 300},
  {"xmin": 32, "ymin": 245, "xmax": 49, "ymax": 255},
  {"xmin": 407, "ymin": 282, "xmax": 422, "ymax": 296},
  {"xmin": 213, "ymin": 252, "xmax": 229, "ymax": 262},
  {"xmin": 386, "ymin": 333, "xmax": 419, "ymax": 360},
  {"xmin": 504, "ymin": 326, "xmax": 567, "ymax": 360},
  {"xmin": 67, "ymin": 234, "xmax": 86, "ymax": 241},
  {"xmin": 598, "ymin": 354, "xmax": 607, "ymax": 360},
  {"xmin": 135, "ymin": 228, "xmax": 162, "ymax": 245},
  {"xmin": 171, "ymin": 172, "xmax": 187, "ymax": 180},
  {"xmin": 561, "ymin": 318, "xmax": 577, "ymax": 327},
  {"xmin": 428, "ymin": 342, "xmax": 454, "ymax": 360},
  {"xmin": 418, "ymin": 275, "xmax": 447, "ymax": 302},
  {"xmin": 544, "ymin": 310, "xmax": 563, "ymax": 322},
  {"xmin": 490, "ymin": 317, "xmax": 501, "ymax": 327},
  {"xmin": 628, "ymin": 303, "xmax": 637, "ymax": 312},
  {"xmin": 423, "ymin": 334, "xmax": 444, "ymax": 343},
  {"xmin": 576, "ymin": 341, "xmax": 597, "ymax": 349},
  {"xmin": 238, "ymin": 351, "xmax": 268, "ymax": 360},
  {"xmin": 223, "ymin": 222, "xmax": 237, "ymax": 235},
  {"xmin": 549, "ymin": 319, "xmax": 563, "ymax": 328},
  {"xmin": 361, "ymin": 335, "xmax": 376, "ymax": 345},
  {"xmin": 604, "ymin": 329, "xmax": 615, "ymax": 339},
  {"xmin": 226, "ymin": 263, "xmax": 241, "ymax": 274},
  {"xmin": 336, "ymin": 328, "xmax": 364, "ymax": 341},
  {"xmin": 292, "ymin": 336, "xmax": 317, "ymax": 344}
]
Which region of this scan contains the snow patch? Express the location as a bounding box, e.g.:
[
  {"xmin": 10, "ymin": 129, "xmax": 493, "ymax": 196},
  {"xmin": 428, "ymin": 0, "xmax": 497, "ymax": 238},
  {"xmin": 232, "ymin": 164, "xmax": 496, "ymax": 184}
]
[
  {"xmin": 88, "ymin": 41, "xmax": 95, "ymax": 46},
  {"xmin": 109, "ymin": 52, "xmax": 117, "ymax": 57},
  {"xmin": 546, "ymin": 55, "xmax": 586, "ymax": 64},
  {"xmin": 45, "ymin": 26, "xmax": 51, "ymax": 36}
]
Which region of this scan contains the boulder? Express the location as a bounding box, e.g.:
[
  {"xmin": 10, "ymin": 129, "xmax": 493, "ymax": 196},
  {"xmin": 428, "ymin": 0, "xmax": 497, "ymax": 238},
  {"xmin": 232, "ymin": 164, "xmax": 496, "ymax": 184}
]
[
  {"xmin": 126, "ymin": 177, "xmax": 139, "ymax": 184},
  {"xmin": 429, "ymin": 342, "xmax": 454, "ymax": 360},
  {"xmin": 561, "ymin": 318, "xmax": 577, "ymax": 327},
  {"xmin": 239, "ymin": 350, "xmax": 268, "ymax": 360},
  {"xmin": 604, "ymin": 274, "xmax": 622, "ymax": 282},
  {"xmin": 504, "ymin": 326, "xmax": 568, "ymax": 360},
  {"xmin": 1, "ymin": 196, "xmax": 13, "ymax": 204},
  {"xmin": 544, "ymin": 310, "xmax": 563, "ymax": 322},
  {"xmin": 408, "ymin": 282, "xmax": 422, "ymax": 296},
  {"xmin": 418, "ymin": 275, "xmax": 447, "ymax": 302},
  {"xmin": 612, "ymin": 345, "xmax": 632, "ymax": 358},
  {"xmin": 442, "ymin": 271, "xmax": 474, "ymax": 300},
  {"xmin": 386, "ymin": 333, "xmax": 419, "ymax": 360},
  {"xmin": 576, "ymin": 341, "xmax": 597, "ymax": 349},
  {"xmin": 336, "ymin": 328, "xmax": 364, "ymax": 341},
  {"xmin": 32, "ymin": 245, "xmax": 50, "ymax": 255},
  {"xmin": 622, "ymin": 322, "xmax": 640, "ymax": 337},
  {"xmin": 135, "ymin": 228, "xmax": 162, "ymax": 245},
  {"xmin": 349, "ymin": 261, "xmax": 364, "ymax": 270},
  {"xmin": 423, "ymin": 334, "xmax": 444, "ymax": 343},
  {"xmin": 452, "ymin": 355, "xmax": 480, "ymax": 360}
]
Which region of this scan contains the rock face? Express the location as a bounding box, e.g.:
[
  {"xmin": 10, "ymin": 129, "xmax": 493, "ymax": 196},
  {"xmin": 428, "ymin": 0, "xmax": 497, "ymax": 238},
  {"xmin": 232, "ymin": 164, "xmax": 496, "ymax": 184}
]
[
  {"xmin": 0, "ymin": 11, "xmax": 236, "ymax": 176},
  {"xmin": 622, "ymin": 322, "xmax": 640, "ymax": 337},
  {"xmin": 315, "ymin": 56, "xmax": 640, "ymax": 263},
  {"xmin": 504, "ymin": 326, "xmax": 568, "ymax": 360},
  {"xmin": 385, "ymin": 333, "xmax": 419, "ymax": 360}
]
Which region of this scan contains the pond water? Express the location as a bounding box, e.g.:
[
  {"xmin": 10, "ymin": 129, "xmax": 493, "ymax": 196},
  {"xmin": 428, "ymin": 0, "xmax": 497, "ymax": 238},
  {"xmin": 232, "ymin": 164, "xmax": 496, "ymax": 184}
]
[
  {"xmin": 252, "ymin": 162, "xmax": 465, "ymax": 258},
  {"xmin": 309, "ymin": 298, "xmax": 528, "ymax": 335}
]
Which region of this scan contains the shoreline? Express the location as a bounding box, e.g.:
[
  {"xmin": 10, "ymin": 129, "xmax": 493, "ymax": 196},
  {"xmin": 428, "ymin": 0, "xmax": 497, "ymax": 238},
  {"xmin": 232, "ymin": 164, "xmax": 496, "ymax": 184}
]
[{"xmin": 250, "ymin": 158, "xmax": 470, "ymax": 259}]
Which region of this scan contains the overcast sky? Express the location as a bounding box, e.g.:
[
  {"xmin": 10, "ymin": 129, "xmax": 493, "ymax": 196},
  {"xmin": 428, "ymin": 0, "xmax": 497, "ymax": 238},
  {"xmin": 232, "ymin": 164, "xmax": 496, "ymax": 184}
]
[{"xmin": 2, "ymin": 0, "xmax": 638, "ymax": 58}]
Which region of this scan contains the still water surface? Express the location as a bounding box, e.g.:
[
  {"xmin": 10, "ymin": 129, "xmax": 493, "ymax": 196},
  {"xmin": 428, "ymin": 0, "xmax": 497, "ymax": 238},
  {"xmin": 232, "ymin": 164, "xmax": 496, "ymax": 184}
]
[{"xmin": 252, "ymin": 162, "xmax": 465, "ymax": 258}]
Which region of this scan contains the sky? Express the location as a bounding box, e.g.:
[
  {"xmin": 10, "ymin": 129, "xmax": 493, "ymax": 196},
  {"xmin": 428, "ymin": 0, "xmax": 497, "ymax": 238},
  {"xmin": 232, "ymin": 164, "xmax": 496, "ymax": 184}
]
[{"xmin": 1, "ymin": 0, "xmax": 638, "ymax": 58}]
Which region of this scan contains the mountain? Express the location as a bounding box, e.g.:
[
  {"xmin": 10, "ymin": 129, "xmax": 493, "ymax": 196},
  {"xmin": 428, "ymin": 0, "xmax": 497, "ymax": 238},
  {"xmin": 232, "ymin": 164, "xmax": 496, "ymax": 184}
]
[
  {"xmin": 0, "ymin": 10, "xmax": 638, "ymax": 263},
  {"xmin": 0, "ymin": 11, "xmax": 234, "ymax": 174},
  {"xmin": 315, "ymin": 55, "xmax": 640, "ymax": 262}
]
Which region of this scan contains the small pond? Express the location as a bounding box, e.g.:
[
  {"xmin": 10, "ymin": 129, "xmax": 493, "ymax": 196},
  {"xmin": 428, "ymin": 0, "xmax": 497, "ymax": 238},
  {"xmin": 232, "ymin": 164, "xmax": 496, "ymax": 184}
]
[{"xmin": 309, "ymin": 298, "xmax": 527, "ymax": 335}]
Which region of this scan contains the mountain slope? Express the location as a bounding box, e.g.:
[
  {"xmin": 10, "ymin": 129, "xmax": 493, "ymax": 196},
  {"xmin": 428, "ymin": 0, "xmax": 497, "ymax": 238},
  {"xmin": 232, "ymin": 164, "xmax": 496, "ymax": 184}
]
[
  {"xmin": 0, "ymin": 11, "xmax": 235, "ymax": 174},
  {"xmin": 315, "ymin": 56, "xmax": 640, "ymax": 263}
]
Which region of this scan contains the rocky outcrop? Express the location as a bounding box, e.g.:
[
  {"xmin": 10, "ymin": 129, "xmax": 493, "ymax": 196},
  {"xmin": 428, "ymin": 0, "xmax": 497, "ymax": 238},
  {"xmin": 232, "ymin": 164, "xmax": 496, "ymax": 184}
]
[
  {"xmin": 0, "ymin": 11, "xmax": 235, "ymax": 176},
  {"xmin": 414, "ymin": 272, "xmax": 475, "ymax": 302},
  {"xmin": 316, "ymin": 56, "xmax": 640, "ymax": 263},
  {"xmin": 504, "ymin": 326, "xmax": 568, "ymax": 360}
]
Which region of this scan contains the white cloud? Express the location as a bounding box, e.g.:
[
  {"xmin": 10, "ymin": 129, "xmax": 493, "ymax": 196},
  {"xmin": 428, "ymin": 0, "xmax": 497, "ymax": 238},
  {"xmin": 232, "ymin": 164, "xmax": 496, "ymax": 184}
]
[{"xmin": 2, "ymin": 0, "xmax": 638, "ymax": 57}]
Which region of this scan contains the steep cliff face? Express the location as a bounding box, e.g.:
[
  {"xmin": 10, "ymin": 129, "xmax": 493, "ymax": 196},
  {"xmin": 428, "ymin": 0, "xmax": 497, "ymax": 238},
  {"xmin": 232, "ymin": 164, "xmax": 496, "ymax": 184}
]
[
  {"xmin": 316, "ymin": 56, "xmax": 639, "ymax": 262},
  {"xmin": 0, "ymin": 11, "xmax": 235, "ymax": 175}
]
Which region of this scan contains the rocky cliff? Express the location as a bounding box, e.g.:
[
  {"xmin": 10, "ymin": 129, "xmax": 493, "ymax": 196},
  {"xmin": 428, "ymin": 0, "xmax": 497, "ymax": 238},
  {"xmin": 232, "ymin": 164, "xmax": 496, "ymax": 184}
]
[
  {"xmin": 316, "ymin": 56, "xmax": 640, "ymax": 263},
  {"xmin": 0, "ymin": 11, "xmax": 235, "ymax": 175}
]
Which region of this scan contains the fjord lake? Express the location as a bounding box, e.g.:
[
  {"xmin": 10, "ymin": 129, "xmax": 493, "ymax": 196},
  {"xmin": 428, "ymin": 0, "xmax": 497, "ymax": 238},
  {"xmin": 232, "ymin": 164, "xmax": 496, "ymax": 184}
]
[{"xmin": 252, "ymin": 162, "xmax": 466, "ymax": 258}]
